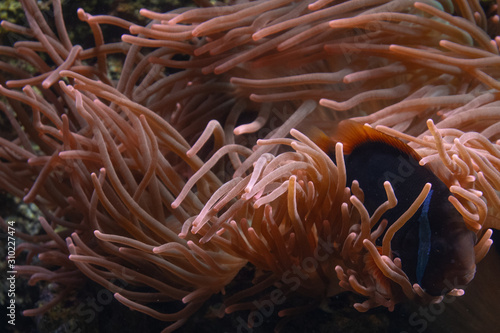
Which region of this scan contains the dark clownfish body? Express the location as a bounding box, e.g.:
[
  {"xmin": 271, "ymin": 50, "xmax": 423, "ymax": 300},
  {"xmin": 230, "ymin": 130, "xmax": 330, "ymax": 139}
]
[{"xmin": 317, "ymin": 120, "xmax": 477, "ymax": 296}]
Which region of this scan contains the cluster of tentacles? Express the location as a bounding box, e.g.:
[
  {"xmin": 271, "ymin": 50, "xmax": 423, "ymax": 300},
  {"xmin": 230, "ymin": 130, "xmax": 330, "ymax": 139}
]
[{"xmin": 0, "ymin": 0, "xmax": 499, "ymax": 332}]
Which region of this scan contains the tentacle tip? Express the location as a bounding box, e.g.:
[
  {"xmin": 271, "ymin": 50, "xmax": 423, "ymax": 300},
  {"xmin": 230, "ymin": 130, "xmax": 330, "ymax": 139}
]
[{"xmin": 447, "ymin": 288, "xmax": 465, "ymax": 297}]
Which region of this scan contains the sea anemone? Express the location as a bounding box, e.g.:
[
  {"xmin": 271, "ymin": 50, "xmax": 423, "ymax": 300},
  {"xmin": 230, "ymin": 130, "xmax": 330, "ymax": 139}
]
[{"xmin": 0, "ymin": 0, "xmax": 499, "ymax": 332}]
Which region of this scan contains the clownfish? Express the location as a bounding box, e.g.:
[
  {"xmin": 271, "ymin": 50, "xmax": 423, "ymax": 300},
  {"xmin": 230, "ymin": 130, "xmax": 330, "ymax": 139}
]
[{"xmin": 314, "ymin": 120, "xmax": 477, "ymax": 296}]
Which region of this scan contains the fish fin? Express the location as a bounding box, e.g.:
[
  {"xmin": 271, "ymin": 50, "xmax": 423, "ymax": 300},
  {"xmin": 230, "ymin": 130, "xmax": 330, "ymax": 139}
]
[
  {"xmin": 336, "ymin": 120, "xmax": 422, "ymax": 161},
  {"xmin": 302, "ymin": 125, "xmax": 335, "ymax": 154},
  {"xmin": 364, "ymin": 248, "xmax": 392, "ymax": 294}
]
